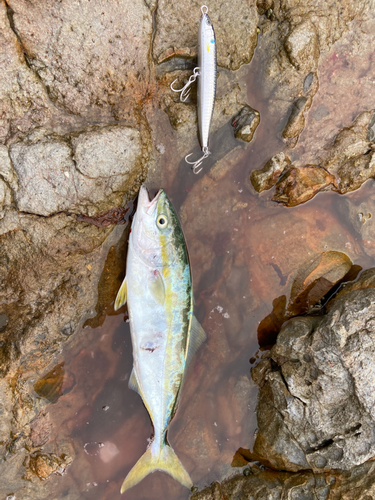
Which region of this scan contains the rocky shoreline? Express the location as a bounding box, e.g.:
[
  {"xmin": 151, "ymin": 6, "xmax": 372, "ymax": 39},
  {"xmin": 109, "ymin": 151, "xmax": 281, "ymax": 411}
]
[{"xmin": 1, "ymin": 0, "xmax": 375, "ymax": 498}]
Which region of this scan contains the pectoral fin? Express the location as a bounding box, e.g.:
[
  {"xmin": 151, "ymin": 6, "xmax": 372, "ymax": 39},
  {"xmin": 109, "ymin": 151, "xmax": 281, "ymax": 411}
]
[
  {"xmin": 185, "ymin": 315, "xmax": 207, "ymax": 367},
  {"xmin": 114, "ymin": 276, "xmax": 127, "ymax": 311},
  {"xmin": 149, "ymin": 271, "xmax": 165, "ymax": 305}
]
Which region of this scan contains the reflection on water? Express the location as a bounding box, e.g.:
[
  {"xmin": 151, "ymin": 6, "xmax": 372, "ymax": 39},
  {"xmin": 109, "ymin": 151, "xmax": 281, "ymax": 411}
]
[{"xmin": 42, "ymin": 21, "xmax": 375, "ymax": 500}]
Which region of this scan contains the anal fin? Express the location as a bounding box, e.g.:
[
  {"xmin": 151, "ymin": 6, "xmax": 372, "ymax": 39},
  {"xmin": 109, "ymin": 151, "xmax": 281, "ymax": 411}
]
[
  {"xmin": 185, "ymin": 315, "xmax": 207, "ymax": 367},
  {"xmin": 128, "ymin": 368, "xmax": 140, "ymax": 395}
]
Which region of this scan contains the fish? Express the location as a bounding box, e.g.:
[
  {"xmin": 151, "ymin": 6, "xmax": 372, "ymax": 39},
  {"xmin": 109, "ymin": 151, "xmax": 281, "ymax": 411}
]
[
  {"xmin": 170, "ymin": 5, "xmax": 217, "ymax": 173},
  {"xmin": 114, "ymin": 185, "xmax": 206, "ymax": 494}
]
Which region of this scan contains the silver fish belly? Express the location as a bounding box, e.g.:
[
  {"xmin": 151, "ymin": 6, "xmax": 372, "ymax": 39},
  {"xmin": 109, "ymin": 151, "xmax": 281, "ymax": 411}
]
[
  {"xmin": 198, "ymin": 8, "xmax": 217, "ymax": 152},
  {"xmin": 115, "ymin": 186, "xmax": 206, "ymax": 494}
]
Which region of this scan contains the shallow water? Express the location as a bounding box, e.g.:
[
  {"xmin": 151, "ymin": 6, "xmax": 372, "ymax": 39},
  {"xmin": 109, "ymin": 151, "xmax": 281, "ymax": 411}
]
[{"xmin": 38, "ymin": 16, "xmax": 375, "ymax": 500}]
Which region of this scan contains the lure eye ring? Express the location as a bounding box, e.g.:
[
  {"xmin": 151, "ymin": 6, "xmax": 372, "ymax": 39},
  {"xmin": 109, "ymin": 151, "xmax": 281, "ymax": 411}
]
[
  {"xmin": 157, "ymin": 214, "xmax": 168, "ymax": 229},
  {"xmin": 201, "ymin": 5, "xmax": 208, "ymax": 14}
]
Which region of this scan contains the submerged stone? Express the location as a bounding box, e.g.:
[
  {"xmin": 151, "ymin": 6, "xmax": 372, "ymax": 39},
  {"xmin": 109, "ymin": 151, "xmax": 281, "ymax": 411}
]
[
  {"xmin": 250, "ymin": 152, "xmax": 290, "ymax": 192},
  {"xmin": 34, "ymin": 363, "xmax": 66, "ymax": 404},
  {"xmin": 231, "ymin": 105, "xmax": 260, "ymax": 143},
  {"xmin": 272, "ymin": 166, "xmax": 336, "ymax": 207}
]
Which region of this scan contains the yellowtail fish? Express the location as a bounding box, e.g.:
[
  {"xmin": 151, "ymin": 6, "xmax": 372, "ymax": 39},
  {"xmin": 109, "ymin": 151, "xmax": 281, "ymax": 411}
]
[{"xmin": 115, "ymin": 186, "xmax": 206, "ymax": 494}]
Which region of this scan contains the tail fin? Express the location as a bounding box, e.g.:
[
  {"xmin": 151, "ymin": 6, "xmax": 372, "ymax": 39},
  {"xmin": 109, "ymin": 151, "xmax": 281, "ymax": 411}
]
[{"xmin": 120, "ymin": 443, "xmax": 192, "ymax": 494}]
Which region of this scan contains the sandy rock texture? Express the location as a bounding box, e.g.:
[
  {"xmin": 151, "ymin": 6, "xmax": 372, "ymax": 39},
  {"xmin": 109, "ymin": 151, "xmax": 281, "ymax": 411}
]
[
  {"xmin": 191, "ymin": 460, "xmax": 375, "ymax": 500},
  {"xmin": 153, "ymin": 0, "xmax": 259, "ymax": 69}
]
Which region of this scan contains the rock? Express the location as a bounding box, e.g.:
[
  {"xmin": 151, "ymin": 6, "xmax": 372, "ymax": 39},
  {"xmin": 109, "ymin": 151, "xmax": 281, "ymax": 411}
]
[
  {"xmin": 251, "ymin": 286, "xmax": 375, "ymax": 472},
  {"xmin": 272, "ymin": 166, "xmax": 336, "ymax": 207},
  {"xmin": 336, "ymin": 152, "xmax": 375, "ymax": 194},
  {"xmin": 322, "ymin": 110, "xmax": 374, "ymax": 174},
  {"xmin": 250, "ymin": 152, "xmax": 290, "ymax": 192},
  {"xmin": 8, "ymin": 0, "xmax": 153, "ymax": 118},
  {"xmin": 231, "ymin": 105, "xmax": 260, "ymax": 143},
  {"xmin": 0, "ymin": 180, "xmax": 12, "ymax": 219},
  {"xmin": 282, "ymin": 96, "xmax": 312, "ymax": 146},
  {"xmin": 367, "ymin": 111, "xmax": 375, "ymax": 141},
  {"xmin": 287, "ymin": 251, "xmax": 353, "ymax": 316},
  {"xmin": 191, "ymin": 461, "xmax": 375, "ymax": 500},
  {"xmin": 24, "ymin": 452, "xmax": 72, "ymax": 481},
  {"xmin": 33, "ymin": 363, "xmax": 68, "ymax": 404},
  {"xmin": 256, "ymin": 0, "xmax": 273, "ymax": 16},
  {"xmin": 260, "ymin": 110, "xmax": 375, "ymax": 207},
  {"xmin": 0, "ymin": 1, "xmax": 52, "ymax": 144},
  {"xmin": 153, "ymin": 0, "xmax": 259, "ymax": 70},
  {"xmin": 284, "ymin": 21, "xmax": 320, "ymax": 72},
  {"xmin": 257, "ymin": 251, "xmax": 353, "ymax": 346},
  {"xmin": 328, "ymin": 268, "xmax": 375, "ymax": 306},
  {"xmin": 10, "ymin": 126, "xmax": 147, "ymax": 217}
]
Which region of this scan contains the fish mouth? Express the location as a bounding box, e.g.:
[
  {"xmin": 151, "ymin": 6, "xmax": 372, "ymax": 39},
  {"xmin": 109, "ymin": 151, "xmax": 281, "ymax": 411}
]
[{"xmin": 139, "ymin": 186, "xmax": 164, "ymax": 215}]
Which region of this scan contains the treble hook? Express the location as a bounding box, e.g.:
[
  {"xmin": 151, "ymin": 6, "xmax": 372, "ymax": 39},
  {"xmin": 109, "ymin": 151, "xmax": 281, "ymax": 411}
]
[
  {"xmin": 185, "ymin": 147, "xmax": 211, "ymax": 174},
  {"xmin": 170, "ymin": 67, "xmax": 200, "ymax": 102}
]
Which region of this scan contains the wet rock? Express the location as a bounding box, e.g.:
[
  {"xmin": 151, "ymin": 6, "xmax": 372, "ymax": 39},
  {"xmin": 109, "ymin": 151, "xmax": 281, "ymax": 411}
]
[
  {"xmin": 250, "ymin": 152, "xmax": 290, "ymax": 192},
  {"xmin": 282, "ymin": 96, "xmax": 312, "ymax": 146},
  {"xmin": 231, "ymin": 106, "xmax": 260, "ymax": 143},
  {"xmin": 264, "ymin": 110, "xmax": 375, "ymax": 207},
  {"xmin": 251, "ymin": 286, "xmax": 375, "ymax": 472},
  {"xmin": 256, "ymin": 0, "xmax": 273, "ymax": 16},
  {"xmin": 336, "ymin": 153, "xmax": 375, "ymax": 194},
  {"xmin": 191, "ymin": 461, "xmax": 375, "ymax": 500},
  {"xmin": 33, "ymin": 363, "xmax": 69, "ymax": 404},
  {"xmin": 24, "ymin": 452, "xmax": 72, "ymax": 481},
  {"xmin": 30, "ymin": 412, "xmax": 52, "ymax": 448},
  {"xmin": 8, "ymin": 0, "xmax": 153, "ymax": 118},
  {"xmin": 319, "ymin": 110, "xmax": 375, "ymax": 194},
  {"xmin": 272, "ymin": 166, "xmax": 336, "ymax": 207},
  {"xmin": 153, "ymin": 0, "xmax": 259, "ymax": 70},
  {"xmin": 329, "ymin": 267, "xmax": 375, "ymax": 306},
  {"xmin": 312, "ymin": 104, "xmax": 330, "ymax": 122},
  {"xmin": 287, "ymin": 251, "xmax": 353, "ymax": 316},
  {"xmin": 10, "ymin": 126, "xmax": 147, "ymax": 217},
  {"xmin": 284, "ymin": 21, "xmax": 320, "ymax": 72},
  {"xmin": 322, "ymin": 110, "xmax": 374, "ymax": 174},
  {"xmin": 258, "ymin": 0, "xmax": 366, "ymax": 147},
  {"xmin": 257, "ymin": 252, "xmax": 353, "ymax": 346}
]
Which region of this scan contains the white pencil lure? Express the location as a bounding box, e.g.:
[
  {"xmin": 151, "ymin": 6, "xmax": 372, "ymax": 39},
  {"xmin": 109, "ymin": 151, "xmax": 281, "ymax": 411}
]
[{"xmin": 171, "ymin": 5, "xmax": 217, "ymax": 174}]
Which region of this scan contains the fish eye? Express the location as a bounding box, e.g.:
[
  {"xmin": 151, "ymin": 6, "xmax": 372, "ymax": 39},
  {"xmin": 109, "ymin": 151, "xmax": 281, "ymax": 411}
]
[{"xmin": 157, "ymin": 214, "xmax": 168, "ymax": 229}]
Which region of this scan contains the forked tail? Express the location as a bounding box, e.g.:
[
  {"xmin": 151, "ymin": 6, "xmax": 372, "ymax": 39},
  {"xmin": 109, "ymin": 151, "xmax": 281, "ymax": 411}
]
[{"xmin": 120, "ymin": 441, "xmax": 192, "ymax": 494}]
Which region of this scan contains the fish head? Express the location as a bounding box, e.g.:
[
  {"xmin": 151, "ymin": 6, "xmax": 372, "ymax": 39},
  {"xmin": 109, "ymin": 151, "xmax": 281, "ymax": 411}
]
[{"xmin": 131, "ymin": 186, "xmax": 183, "ymax": 268}]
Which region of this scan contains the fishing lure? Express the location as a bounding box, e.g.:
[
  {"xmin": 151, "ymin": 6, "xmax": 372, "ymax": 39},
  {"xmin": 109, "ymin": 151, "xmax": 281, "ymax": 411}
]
[{"xmin": 171, "ymin": 5, "xmax": 217, "ymax": 174}]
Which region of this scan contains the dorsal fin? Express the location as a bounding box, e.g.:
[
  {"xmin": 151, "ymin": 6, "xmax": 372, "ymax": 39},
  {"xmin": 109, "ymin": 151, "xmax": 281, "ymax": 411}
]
[
  {"xmin": 185, "ymin": 315, "xmax": 207, "ymax": 368},
  {"xmin": 114, "ymin": 276, "xmax": 127, "ymax": 311}
]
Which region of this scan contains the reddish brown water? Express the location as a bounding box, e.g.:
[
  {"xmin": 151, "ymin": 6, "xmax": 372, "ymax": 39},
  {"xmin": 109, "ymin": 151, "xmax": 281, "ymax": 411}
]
[{"xmin": 38, "ymin": 17, "xmax": 375, "ymax": 500}]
